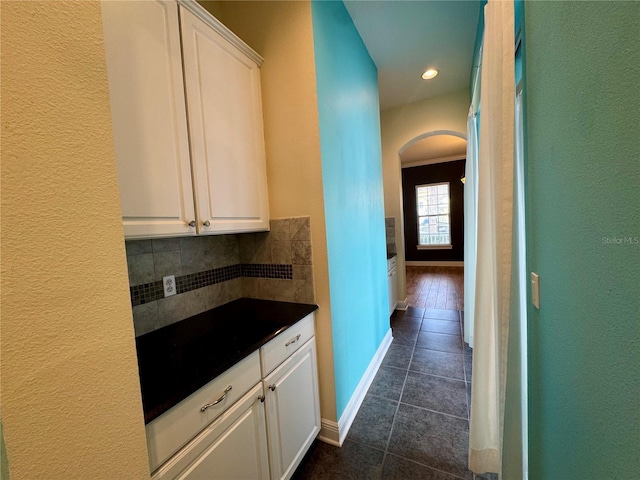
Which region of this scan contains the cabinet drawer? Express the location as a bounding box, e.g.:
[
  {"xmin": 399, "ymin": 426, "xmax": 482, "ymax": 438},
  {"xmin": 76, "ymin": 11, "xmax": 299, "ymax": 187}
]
[
  {"xmin": 151, "ymin": 383, "xmax": 269, "ymax": 480},
  {"xmin": 260, "ymin": 313, "xmax": 315, "ymax": 376},
  {"xmin": 387, "ymin": 255, "xmax": 397, "ymax": 272},
  {"xmin": 146, "ymin": 350, "xmax": 261, "ymax": 472}
]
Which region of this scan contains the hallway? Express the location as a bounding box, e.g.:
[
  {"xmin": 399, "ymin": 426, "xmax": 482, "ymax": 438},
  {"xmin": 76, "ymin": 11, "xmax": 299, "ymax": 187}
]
[
  {"xmin": 406, "ymin": 266, "xmax": 464, "ymax": 311},
  {"xmin": 294, "ymin": 267, "xmax": 496, "ymax": 479}
]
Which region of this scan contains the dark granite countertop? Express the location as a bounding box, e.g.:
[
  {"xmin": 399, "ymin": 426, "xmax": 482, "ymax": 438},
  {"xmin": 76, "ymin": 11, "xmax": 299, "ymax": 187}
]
[{"xmin": 135, "ymin": 298, "xmax": 318, "ymax": 424}]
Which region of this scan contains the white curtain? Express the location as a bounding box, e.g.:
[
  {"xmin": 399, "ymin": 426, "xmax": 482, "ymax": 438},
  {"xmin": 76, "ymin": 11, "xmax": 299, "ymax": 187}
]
[
  {"xmin": 468, "ymin": 0, "xmax": 515, "ymax": 475},
  {"xmin": 464, "ymin": 108, "xmax": 479, "ymax": 348}
]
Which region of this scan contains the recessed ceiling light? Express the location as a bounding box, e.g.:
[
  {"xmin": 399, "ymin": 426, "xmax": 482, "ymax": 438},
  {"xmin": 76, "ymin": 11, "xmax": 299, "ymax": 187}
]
[{"xmin": 421, "ymin": 68, "xmax": 439, "ymax": 80}]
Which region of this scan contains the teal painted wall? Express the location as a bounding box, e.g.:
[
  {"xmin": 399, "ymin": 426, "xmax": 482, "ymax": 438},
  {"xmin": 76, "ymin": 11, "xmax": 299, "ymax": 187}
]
[
  {"xmin": 311, "ymin": 0, "xmax": 389, "ymax": 418},
  {"xmin": 524, "ymin": 2, "xmax": 640, "ymax": 478},
  {"xmin": 469, "ymin": 0, "xmax": 487, "ymax": 102}
]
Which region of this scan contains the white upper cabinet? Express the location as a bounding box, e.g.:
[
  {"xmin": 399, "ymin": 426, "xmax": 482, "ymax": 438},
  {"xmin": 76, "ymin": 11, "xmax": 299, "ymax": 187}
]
[
  {"xmin": 180, "ymin": 4, "xmax": 269, "ymax": 234},
  {"xmin": 102, "ymin": 0, "xmax": 196, "ymax": 238},
  {"xmin": 102, "ymin": 0, "xmax": 269, "ymax": 238}
]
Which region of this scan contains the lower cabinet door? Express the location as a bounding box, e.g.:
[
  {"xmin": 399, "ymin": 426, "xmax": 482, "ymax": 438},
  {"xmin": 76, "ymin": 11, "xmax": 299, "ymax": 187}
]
[
  {"xmin": 152, "ymin": 383, "xmax": 269, "ymax": 480},
  {"xmin": 264, "ymin": 338, "xmax": 321, "ymax": 480},
  {"xmin": 388, "ymin": 267, "xmax": 398, "ymax": 316}
]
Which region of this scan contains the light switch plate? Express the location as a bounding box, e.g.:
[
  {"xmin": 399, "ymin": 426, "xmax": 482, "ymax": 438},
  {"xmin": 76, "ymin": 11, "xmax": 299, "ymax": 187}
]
[
  {"xmin": 163, "ymin": 275, "xmax": 177, "ymax": 297},
  {"xmin": 531, "ymin": 272, "xmax": 540, "ymax": 309}
]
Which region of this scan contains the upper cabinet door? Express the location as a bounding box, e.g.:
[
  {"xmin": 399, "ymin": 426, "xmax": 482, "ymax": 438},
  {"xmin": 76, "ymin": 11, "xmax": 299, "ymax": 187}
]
[
  {"xmin": 102, "ymin": 0, "xmax": 196, "ymax": 238},
  {"xmin": 180, "ymin": 6, "xmax": 270, "ymax": 235}
]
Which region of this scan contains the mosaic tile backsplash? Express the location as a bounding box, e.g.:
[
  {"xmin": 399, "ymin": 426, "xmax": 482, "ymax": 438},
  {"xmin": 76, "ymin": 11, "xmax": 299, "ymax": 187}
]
[{"xmin": 126, "ymin": 217, "xmax": 315, "ymax": 336}]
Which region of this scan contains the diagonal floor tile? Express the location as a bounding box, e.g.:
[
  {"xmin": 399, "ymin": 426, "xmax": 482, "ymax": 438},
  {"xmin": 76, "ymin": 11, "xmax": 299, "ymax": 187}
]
[
  {"xmin": 401, "ymin": 371, "xmax": 468, "ymax": 418},
  {"xmin": 421, "ymin": 319, "xmax": 461, "ymax": 335},
  {"xmin": 382, "ymin": 343, "xmax": 413, "ymax": 370},
  {"xmin": 392, "ymin": 325, "xmax": 420, "ymax": 347},
  {"xmin": 395, "ymin": 306, "xmax": 425, "ymax": 318},
  {"xmin": 416, "ymin": 332, "xmax": 463, "ymax": 353},
  {"xmin": 382, "ymin": 454, "xmax": 460, "ymax": 479},
  {"xmin": 347, "ymin": 395, "xmax": 398, "ymax": 450},
  {"xmin": 292, "ymin": 439, "xmax": 384, "ymax": 480},
  {"xmin": 410, "ymin": 348, "xmax": 464, "ymax": 381},
  {"xmin": 389, "ymin": 404, "xmax": 472, "ymax": 480},
  {"xmin": 295, "ymin": 268, "xmax": 474, "ymax": 479},
  {"xmin": 391, "ymin": 314, "xmax": 422, "ymax": 329},
  {"xmin": 423, "ymin": 309, "xmax": 459, "ymax": 322},
  {"xmin": 463, "ymin": 354, "xmax": 473, "ymax": 383},
  {"xmin": 368, "ymin": 366, "xmax": 406, "ymax": 401}
]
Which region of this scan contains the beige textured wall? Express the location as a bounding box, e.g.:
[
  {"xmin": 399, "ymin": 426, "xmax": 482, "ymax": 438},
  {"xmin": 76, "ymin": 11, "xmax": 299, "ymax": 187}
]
[
  {"xmin": 199, "ymin": 1, "xmax": 337, "ymax": 422},
  {"xmin": 1, "ymin": 2, "xmax": 150, "ymax": 478},
  {"xmin": 380, "ymin": 90, "xmax": 470, "ymax": 300}
]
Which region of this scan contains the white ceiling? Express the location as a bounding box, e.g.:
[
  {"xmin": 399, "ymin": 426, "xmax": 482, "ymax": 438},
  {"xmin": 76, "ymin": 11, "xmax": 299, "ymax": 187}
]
[{"xmin": 343, "ymin": 0, "xmax": 481, "ymax": 111}]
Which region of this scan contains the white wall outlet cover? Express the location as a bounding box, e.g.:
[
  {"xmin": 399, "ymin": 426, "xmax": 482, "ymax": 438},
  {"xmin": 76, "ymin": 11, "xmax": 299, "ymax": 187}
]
[
  {"xmin": 163, "ymin": 275, "xmax": 177, "ymax": 297},
  {"xmin": 531, "ymin": 272, "xmax": 540, "ymax": 309}
]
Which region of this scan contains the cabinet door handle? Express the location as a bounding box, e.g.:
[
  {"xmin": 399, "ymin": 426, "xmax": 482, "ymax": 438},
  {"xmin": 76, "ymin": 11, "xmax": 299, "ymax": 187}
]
[
  {"xmin": 285, "ymin": 334, "xmax": 301, "ymax": 347},
  {"xmin": 200, "ymin": 385, "xmax": 232, "ymax": 412},
  {"xmin": 258, "ymin": 394, "xmax": 265, "ymax": 403},
  {"xmin": 269, "ymin": 384, "xmax": 276, "ymax": 391},
  {"xmin": 188, "ymin": 220, "xmax": 196, "ymax": 227},
  {"xmin": 202, "ymin": 220, "xmax": 211, "ymax": 227}
]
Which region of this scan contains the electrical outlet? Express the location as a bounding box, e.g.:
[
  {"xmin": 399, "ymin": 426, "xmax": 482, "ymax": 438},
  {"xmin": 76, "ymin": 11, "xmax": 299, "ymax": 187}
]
[
  {"xmin": 531, "ymin": 272, "xmax": 540, "ymax": 309},
  {"xmin": 163, "ymin": 275, "xmax": 177, "ymax": 298}
]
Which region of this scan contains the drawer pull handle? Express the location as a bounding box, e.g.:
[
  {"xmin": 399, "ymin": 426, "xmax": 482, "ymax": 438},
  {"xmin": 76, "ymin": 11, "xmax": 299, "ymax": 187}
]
[
  {"xmin": 269, "ymin": 384, "xmax": 276, "ymax": 391},
  {"xmin": 200, "ymin": 385, "xmax": 232, "ymax": 412},
  {"xmin": 285, "ymin": 334, "xmax": 301, "ymax": 347},
  {"xmin": 258, "ymin": 395, "xmax": 265, "ymax": 403}
]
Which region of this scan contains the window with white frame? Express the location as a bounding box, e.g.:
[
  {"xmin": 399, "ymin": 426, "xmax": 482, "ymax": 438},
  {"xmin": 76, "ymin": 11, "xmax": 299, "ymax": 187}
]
[{"xmin": 416, "ymin": 182, "xmax": 451, "ymax": 248}]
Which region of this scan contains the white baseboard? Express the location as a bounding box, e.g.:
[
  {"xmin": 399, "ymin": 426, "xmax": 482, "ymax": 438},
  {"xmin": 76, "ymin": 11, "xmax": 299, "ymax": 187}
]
[
  {"xmin": 396, "ymin": 298, "xmax": 408, "ymax": 310},
  {"xmin": 405, "ymin": 261, "xmax": 464, "ymax": 267},
  {"xmin": 317, "ymin": 419, "xmax": 340, "ymax": 446},
  {"xmin": 317, "ymin": 328, "xmax": 393, "ymax": 447}
]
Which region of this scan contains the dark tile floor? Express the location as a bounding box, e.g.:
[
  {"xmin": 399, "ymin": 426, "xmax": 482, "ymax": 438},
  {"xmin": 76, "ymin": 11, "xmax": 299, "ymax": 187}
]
[{"xmin": 293, "ymin": 307, "xmax": 498, "ymax": 480}]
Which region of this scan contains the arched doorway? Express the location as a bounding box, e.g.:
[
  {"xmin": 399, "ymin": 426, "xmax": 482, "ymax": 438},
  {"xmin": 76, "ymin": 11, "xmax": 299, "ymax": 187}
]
[
  {"xmin": 399, "ymin": 130, "xmax": 467, "ymax": 164},
  {"xmin": 399, "ymin": 131, "xmax": 467, "ymax": 271}
]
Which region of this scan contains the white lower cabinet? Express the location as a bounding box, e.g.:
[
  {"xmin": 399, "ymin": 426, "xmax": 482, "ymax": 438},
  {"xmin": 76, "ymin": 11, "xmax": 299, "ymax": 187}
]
[
  {"xmin": 387, "ymin": 256, "xmax": 398, "ymax": 316},
  {"xmin": 147, "ymin": 313, "xmax": 320, "ymax": 480},
  {"xmin": 152, "ymin": 383, "xmax": 269, "ymax": 480},
  {"xmin": 263, "ymin": 338, "xmax": 321, "ymax": 480}
]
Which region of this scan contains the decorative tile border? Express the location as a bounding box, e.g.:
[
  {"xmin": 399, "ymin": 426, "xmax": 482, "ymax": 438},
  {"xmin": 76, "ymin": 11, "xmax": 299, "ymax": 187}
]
[
  {"xmin": 178, "ymin": 264, "xmax": 242, "ymax": 293},
  {"xmin": 130, "ymin": 282, "xmax": 165, "ymax": 307},
  {"xmin": 130, "ymin": 263, "xmax": 293, "ymax": 306},
  {"xmin": 242, "ymin": 263, "xmax": 292, "ymax": 279}
]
